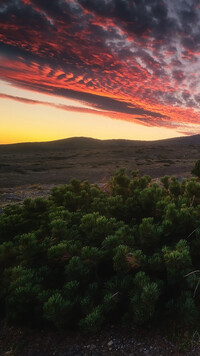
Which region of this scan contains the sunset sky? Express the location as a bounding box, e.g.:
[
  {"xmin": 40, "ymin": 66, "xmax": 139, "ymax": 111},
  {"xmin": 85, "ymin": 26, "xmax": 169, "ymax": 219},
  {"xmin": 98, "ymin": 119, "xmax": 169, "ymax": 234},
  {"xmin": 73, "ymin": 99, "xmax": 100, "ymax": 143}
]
[{"xmin": 1, "ymin": 0, "xmax": 200, "ymax": 143}]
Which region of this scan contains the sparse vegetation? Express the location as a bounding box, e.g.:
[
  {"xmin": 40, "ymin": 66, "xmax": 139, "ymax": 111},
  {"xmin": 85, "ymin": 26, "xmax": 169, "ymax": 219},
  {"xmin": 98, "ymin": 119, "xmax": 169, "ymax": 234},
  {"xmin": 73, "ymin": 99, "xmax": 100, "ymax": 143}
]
[
  {"xmin": 0, "ymin": 137, "xmax": 199, "ymax": 188},
  {"xmin": 192, "ymin": 160, "xmax": 200, "ymax": 178}
]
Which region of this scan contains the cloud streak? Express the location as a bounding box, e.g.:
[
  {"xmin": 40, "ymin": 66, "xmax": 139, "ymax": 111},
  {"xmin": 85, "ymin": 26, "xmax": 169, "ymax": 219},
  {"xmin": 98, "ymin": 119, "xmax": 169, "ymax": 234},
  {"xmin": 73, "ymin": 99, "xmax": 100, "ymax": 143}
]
[
  {"xmin": 0, "ymin": 92, "xmax": 163, "ymax": 127},
  {"xmin": 1, "ymin": 0, "xmax": 200, "ymax": 135}
]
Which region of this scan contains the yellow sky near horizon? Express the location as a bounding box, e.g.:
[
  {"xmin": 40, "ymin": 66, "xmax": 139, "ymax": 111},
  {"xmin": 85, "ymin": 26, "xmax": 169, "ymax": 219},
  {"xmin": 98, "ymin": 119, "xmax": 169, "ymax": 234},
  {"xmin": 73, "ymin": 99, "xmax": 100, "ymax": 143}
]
[{"xmin": 0, "ymin": 80, "xmax": 185, "ymax": 144}]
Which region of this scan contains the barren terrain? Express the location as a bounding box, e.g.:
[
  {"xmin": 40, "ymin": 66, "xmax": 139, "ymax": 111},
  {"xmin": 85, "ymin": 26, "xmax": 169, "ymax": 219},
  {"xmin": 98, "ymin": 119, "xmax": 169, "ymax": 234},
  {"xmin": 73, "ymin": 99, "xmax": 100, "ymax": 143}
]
[{"xmin": 0, "ymin": 135, "xmax": 200, "ymax": 207}]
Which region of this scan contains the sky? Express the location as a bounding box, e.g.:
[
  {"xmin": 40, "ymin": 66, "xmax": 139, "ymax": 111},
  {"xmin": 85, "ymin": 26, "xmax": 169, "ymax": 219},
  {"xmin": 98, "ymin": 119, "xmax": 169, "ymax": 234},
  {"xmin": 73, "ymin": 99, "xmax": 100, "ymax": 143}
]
[{"xmin": 1, "ymin": 0, "xmax": 200, "ymax": 143}]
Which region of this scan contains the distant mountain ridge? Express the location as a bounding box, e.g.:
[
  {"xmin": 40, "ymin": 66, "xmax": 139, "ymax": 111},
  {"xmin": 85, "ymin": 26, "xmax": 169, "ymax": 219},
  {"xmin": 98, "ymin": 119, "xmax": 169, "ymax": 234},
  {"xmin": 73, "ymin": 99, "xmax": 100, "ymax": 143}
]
[
  {"xmin": 1, "ymin": 134, "xmax": 200, "ymax": 188},
  {"xmin": 0, "ymin": 134, "xmax": 200, "ymax": 152}
]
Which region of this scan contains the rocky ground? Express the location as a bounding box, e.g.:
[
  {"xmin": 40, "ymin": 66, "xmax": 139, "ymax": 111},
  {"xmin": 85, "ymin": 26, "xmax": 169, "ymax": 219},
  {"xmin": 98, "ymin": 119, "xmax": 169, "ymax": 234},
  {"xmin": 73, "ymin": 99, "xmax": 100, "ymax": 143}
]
[
  {"xmin": 1, "ymin": 324, "xmax": 200, "ymax": 356},
  {"xmin": 0, "ymin": 184, "xmax": 54, "ymax": 209}
]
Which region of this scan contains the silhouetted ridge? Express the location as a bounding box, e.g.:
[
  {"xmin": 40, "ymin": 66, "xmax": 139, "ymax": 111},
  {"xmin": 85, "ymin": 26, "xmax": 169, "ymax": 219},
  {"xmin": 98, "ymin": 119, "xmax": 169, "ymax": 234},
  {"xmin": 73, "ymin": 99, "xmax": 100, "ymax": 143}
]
[{"xmin": 0, "ymin": 135, "xmax": 200, "ymax": 153}]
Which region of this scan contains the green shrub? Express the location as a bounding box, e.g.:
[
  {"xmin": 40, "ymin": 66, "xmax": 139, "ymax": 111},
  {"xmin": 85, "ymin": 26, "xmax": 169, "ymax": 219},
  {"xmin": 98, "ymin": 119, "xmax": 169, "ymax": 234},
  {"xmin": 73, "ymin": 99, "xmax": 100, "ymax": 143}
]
[
  {"xmin": 79, "ymin": 306, "xmax": 104, "ymax": 333},
  {"xmin": 43, "ymin": 292, "xmax": 74, "ymax": 328},
  {"xmin": 192, "ymin": 160, "xmax": 200, "ymax": 178},
  {"xmin": 0, "ymin": 170, "xmax": 200, "ymax": 332}
]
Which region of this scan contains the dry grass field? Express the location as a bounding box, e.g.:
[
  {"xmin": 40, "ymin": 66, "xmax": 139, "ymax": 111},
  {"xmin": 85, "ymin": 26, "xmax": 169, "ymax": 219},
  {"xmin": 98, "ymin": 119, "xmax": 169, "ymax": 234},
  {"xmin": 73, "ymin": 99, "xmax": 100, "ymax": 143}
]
[{"xmin": 0, "ymin": 135, "xmax": 200, "ymax": 206}]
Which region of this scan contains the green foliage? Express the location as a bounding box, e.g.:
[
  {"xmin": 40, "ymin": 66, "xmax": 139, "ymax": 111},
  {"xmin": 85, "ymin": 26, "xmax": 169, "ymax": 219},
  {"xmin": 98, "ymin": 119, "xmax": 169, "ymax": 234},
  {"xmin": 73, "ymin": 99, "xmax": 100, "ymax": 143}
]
[
  {"xmin": 129, "ymin": 272, "xmax": 160, "ymax": 324},
  {"xmin": 113, "ymin": 245, "xmax": 132, "ymax": 273},
  {"xmin": 162, "ymin": 240, "xmax": 192, "ymax": 284},
  {"xmin": 148, "ymin": 252, "xmax": 164, "ymax": 271},
  {"xmin": 4, "ymin": 267, "xmax": 42, "ymax": 324},
  {"xmin": 47, "ymin": 241, "xmax": 70, "ymax": 262},
  {"xmin": 161, "ymin": 175, "xmax": 170, "ymax": 190},
  {"xmin": 79, "ymin": 306, "xmax": 104, "ymax": 333},
  {"xmin": 0, "ymin": 241, "xmax": 17, "ymax": 268},
  {"xmin": 138, "ymin": 217, "xmax": 162, "ymax": 251},
  {"xmin": 166, "ymin": 291, "xmax": 198, "ymax": 327},
  {"xmin": 43, "ymin": 292, "xmax": 74, "ymax": 328},
  {"xmin": 192, "ymin": 160, "xmax": 200, "ymax": 178},
  {"xmin": 1, "ymin": 170, "xmax": 200, "ymax": 332},
  {"xmin": 109, "ymin": 168, "xmax": 130, "ymax": 197}
]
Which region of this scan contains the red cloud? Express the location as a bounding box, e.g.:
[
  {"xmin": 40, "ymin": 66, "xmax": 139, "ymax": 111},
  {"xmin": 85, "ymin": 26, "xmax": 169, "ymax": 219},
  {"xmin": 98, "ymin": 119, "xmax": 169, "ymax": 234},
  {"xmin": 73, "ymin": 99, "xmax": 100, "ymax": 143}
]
[{"xmin": 1, "ymin": 0, "xmax": 200, "ymax": 135}]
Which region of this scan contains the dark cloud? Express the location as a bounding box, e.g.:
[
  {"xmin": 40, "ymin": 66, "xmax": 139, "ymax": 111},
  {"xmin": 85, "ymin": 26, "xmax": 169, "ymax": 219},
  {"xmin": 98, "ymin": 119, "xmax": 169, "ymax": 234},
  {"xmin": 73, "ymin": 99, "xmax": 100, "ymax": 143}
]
[
  {"xmin": 1, "ymin": 0, "xmax": 200, "ymax": 134},
  {"xmin": 182, "ymin": 91, "xmax": 191, "ymax": 101},
  {"xmin": 0, "ymin": 93, "xmax": 164, "ymax": 124},
  {"xmin": 173, "ymin": 70, "xmax": 185, "ymax": 82},
  {"xmin": 0, "ymin": 71, "xmax": 165, "ymax": 119},
  {"xmin": 79, "ymin": 0, "xmax": 173, "ymax": 37}
]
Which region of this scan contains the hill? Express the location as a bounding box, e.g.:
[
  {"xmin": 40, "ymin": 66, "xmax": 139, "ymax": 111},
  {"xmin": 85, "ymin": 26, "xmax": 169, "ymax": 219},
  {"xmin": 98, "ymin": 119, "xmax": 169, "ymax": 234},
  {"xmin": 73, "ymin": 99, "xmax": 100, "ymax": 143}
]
[
  {"xmin": 0, "ymin": 135, "xmax": 200, "ymax": 188},
  {"xmin": 1, "ymin": 134, "xmax": 200, "ymax": 152}
]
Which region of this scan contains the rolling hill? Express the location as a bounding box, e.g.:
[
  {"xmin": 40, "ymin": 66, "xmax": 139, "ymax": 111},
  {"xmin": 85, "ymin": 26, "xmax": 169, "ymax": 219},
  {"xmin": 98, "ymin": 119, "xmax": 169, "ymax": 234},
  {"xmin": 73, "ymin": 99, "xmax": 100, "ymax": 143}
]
[{"xmin": 0, "ymin": 135, "xmax": 200, "ymax": 188}]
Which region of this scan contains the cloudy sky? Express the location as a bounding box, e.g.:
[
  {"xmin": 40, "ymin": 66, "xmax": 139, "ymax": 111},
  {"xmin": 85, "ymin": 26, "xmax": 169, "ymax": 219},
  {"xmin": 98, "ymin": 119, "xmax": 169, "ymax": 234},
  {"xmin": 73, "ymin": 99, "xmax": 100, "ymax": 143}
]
[{"xmin": 1, "ymin": 0, "xmax": 200, "ymax": 143}]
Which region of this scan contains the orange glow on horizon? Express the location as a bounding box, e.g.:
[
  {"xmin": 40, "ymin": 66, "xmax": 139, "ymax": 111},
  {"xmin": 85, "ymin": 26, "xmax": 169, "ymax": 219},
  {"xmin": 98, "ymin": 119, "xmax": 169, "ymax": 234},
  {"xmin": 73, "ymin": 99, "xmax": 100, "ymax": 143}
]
[
  {"xmin": 1, "ymin": 0, "xmax": 200, "ymax": 142},
  {"xmin": 0, "ymin": 89, "xmax": 186, "ymax": 144}
]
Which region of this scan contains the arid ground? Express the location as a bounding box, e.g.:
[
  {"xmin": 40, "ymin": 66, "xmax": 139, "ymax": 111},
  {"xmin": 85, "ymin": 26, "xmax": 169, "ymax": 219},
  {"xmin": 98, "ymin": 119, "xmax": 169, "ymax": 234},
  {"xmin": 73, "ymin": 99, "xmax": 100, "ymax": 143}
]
[{"xmin": 0, "ymin": 135, "xmax": 200, "ymax": 207}]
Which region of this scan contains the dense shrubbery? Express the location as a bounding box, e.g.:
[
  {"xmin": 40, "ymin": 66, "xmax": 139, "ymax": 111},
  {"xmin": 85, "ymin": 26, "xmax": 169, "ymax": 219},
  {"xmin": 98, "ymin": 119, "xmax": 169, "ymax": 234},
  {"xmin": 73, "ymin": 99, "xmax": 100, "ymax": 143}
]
[{"xmin": 1, "ymin": 169, "xmax": 200, "ymax": 332}]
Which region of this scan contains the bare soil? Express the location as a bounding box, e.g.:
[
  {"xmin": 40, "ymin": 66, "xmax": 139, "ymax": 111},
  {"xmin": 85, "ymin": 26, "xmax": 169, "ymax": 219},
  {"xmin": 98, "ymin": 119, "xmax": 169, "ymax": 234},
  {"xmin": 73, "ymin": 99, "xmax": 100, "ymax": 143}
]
[
  {"xmin": 0, "ymin": 323, "xmax": 199, "ymax": 356},
  {"xmin": 0, "ymin": 136, "xmax": 199, "ymax": 207},
  {"xmin": 0, "ymin": 137, "xmax": 199, "ymax": 187}
]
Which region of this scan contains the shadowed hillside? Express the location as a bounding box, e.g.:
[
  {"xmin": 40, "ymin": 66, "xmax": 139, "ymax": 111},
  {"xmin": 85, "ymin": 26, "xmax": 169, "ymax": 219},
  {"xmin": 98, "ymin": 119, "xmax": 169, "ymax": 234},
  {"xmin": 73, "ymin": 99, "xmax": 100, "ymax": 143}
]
[{"xmin": 0, "ymin": 135, "xmax": 200, "ymax": 188}]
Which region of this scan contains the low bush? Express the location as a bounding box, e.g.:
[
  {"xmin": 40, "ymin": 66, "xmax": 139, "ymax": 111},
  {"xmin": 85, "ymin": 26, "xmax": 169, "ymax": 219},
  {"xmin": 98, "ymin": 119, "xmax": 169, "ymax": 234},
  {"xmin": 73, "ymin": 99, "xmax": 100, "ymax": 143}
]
[{"xmin": 1, "ymin": 170, "xmax": 200, "ymax": 332}]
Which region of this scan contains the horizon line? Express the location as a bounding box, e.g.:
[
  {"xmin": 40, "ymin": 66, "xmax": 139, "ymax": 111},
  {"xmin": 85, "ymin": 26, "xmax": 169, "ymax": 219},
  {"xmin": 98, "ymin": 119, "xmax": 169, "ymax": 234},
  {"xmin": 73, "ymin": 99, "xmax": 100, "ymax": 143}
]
[{"xmin": 1, "ymin": 133, "xmax": 199, "ymax": 146}]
